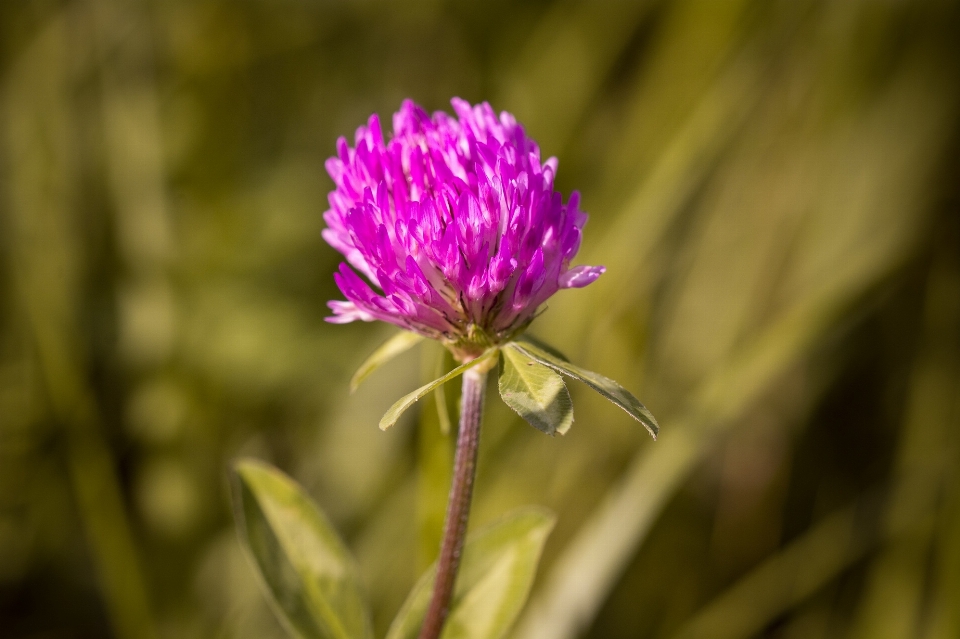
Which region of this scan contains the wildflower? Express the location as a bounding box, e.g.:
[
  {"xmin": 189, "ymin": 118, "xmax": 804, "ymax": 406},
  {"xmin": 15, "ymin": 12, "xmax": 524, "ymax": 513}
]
[
  {"xmin": 323, "ymin": 98, "xmax": 604, "ymax": 360},
  {"xmin": 232, "ymin": 98, "xmax": 658, "ymax": 639},
  {"xmin": 318, "ymin": 99, "xmax": 657, "ymax": 639}
]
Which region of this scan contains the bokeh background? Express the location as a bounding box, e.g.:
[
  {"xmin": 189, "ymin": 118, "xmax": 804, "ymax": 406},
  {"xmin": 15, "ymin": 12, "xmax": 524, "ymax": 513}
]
[{"xmin": 3, "ymin": 1, "xmax": 960, "ymax": 638}]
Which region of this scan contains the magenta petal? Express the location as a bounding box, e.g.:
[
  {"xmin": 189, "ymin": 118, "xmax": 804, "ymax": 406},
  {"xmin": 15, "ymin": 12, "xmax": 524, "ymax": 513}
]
[
  {"xmin": 558, "ymin": 265, "xmax": 605, "ymax": 289},
  {"xmin": 326, "ymin": 301, "xmax": 375, "ymax": 323}
]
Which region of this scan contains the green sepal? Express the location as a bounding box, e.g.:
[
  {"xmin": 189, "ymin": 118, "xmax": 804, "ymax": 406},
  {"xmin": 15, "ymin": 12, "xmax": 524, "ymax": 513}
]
[
  {"xmin": 231, "ymin": 459, "xmax": 373, "ymax": 639},
  {"xmin": 509, "ymin": 337, "xmax": 660, "ymax": 439},
  {"xmin": 350, "ymin": 331, "xmax": 424, "ymax": 393},
  {"xmin": 379, "ymin": 349, "xmax": 498, "ymax": 431},
  {"xmin": 498, "ymin": 347, "xmax": 574, "ymax": 436},
  {"xmin": 386, "ymin": 507, "xmax": 556, "ymax": 639}
]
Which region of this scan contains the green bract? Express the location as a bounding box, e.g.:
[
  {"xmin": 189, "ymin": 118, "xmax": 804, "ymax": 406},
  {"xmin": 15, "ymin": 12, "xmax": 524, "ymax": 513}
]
[{"xmin": 352, "ymin": 331, "xmax": 659, "ymax": 439}]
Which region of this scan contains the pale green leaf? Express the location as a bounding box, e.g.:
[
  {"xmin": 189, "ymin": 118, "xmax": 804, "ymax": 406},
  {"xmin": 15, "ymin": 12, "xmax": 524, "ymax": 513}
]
[
  {"xmin": 498, "ymin": 347, "xmax": 574, "ymax": 436},
  {"xmin": 350, "ymin": 331, "xmax": 424, "ymax": 393},
  {"xmin": 232, "ymin": 459, "xmax": 372, "ymax": 639},
  {"xmin": 417, "ymin": 342, "xmax": 454, "ymax": 570},
  {"xmin": 433, "ymin": 345, "xmax": 453, "ymax": 435},
  {"xmin": 515, "ymin": 334, "xmax": 571, "ymax": 362},
  {"xmin": 509, "ymin": 338, "xmax": 659, "ymax": 439},
  {"xmin": 379, "ymin": 350, "xmax": 497, "ymax": 431},
  {"xmin": 386, "ymin": 507, "xmax": 556, "ymax": 639}
]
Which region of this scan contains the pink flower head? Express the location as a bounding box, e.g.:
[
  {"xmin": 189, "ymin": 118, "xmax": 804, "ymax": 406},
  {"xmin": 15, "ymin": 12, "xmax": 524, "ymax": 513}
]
[{"xmin": 323, "ymin": 98, "xmax": 604, "ymax": 359}]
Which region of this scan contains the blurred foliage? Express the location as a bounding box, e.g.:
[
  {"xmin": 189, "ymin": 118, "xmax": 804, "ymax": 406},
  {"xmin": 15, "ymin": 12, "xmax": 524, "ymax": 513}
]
[{"xmin": 1, "ymin": 1, "xmax": 960, "ymax": 638}]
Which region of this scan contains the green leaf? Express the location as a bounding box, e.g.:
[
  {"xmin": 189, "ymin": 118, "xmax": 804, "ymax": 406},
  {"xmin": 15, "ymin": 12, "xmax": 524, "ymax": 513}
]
[
  {"xmin": 380, "ymin": 349, "xmax": 498, "ymax": 431},
  {"xmin": 350, "ymin": 331, "xmax": 424, "ymax": 392},
  {"xmin": 232, "ymin": 459, "xmax": 373, "ymax": 639},
  {"xmin": 498, "ymin": 347, "xmax": 574, "ymax": 436},
  {"xmin": 417, "ymin": 342, "xmax": 454, "ymax": 570},
  {"xmin": 514, "ymin": 333, "xmax": 571, "ymax": 362},
  {"xmin": 386, "ymin": 507, "xmax": 556, "ymax": 639},
  {"xmin": 509, "ymin": 338, "xmax": 660, "ymax": 439},
  {"xmin": 433, "ymin": 345, "xmax": 454, "ymax": 436}
]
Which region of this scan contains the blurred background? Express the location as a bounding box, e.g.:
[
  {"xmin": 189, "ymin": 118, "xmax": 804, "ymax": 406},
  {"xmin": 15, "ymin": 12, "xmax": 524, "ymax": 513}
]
[{"xmin": 2, "ymin": 1, "xmax": 960, "ymax": 638}]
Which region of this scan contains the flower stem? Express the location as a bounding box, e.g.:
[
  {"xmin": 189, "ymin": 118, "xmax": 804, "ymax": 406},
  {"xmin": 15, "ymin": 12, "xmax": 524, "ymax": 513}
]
[{"xmin": 418, "ymin": 366, "xmax": 488, "ymax": 639}]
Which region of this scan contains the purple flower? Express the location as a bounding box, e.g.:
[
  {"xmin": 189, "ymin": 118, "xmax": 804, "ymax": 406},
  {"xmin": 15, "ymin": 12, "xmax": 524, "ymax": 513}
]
[{"xmin": 323, "ymin": 98, "xmax": 604, "ymax": 359}]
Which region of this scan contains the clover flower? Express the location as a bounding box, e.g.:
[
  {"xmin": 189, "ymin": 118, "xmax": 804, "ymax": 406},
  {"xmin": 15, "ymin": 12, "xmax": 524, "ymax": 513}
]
[
  {"xmin": 323, "ymin": 98, "xmax": 604, "ymax": 359},
  {"xmin": 229, "ymin": 98, "xmax": 659, "ymax": 639}
]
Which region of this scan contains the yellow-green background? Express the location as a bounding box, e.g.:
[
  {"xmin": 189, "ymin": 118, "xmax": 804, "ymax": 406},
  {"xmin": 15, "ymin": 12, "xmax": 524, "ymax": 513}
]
[{"xmin": 2, "ymin": 1, "xmax": 959, "ymax": 638}]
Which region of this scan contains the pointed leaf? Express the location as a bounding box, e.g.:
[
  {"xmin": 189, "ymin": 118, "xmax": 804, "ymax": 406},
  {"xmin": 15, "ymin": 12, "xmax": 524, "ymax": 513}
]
[
  {"xmin": 498, "ymin": 348, "xmax": 574, "ymax": 436},
  {"xmin": 515, "ymin": 334, "xmax": 571, "ymax": 362},
  {"xmin": 350, "ymin": 331, "xmax": 424, "ymax": 392},
  {"xmin": 380, "ymin": 349, "xmax": 497, "ymax": 431},
  {"xmin": 386, "ymin": 507, "xmax": 556, "ymax": 639},
  {"xmin": 232, "ymin": 459, "xmax": 372, "ymax": 639},
  {"xmin": 509, "ymin": 338, "xmax": 659, "ymax": 439}
]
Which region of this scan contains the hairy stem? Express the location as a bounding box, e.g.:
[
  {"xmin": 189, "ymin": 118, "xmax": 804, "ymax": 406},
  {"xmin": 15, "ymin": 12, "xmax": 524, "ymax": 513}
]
[{"xmin": 418, "ymin": 366, "xmax": 488, "ymax": 639}]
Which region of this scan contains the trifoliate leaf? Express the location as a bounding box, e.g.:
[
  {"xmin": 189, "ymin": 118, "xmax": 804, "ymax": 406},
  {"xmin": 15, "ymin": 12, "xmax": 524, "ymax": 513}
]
[
  {"xmin": 498, "ymin": 347, "xmax": 573, "ymax": 436},
  {"xmin": 509, "ymin": 338, "xmax": 659, "ymax": 439}
]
